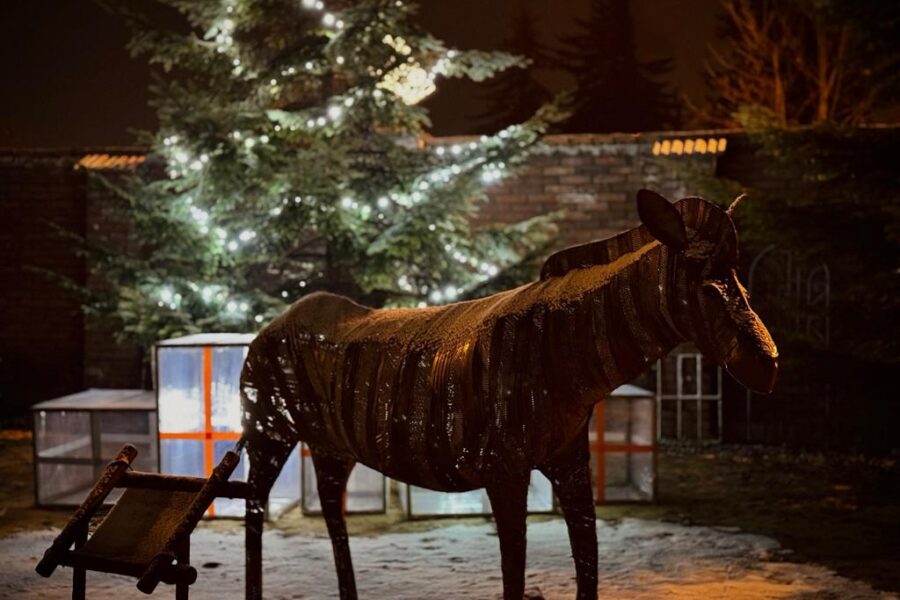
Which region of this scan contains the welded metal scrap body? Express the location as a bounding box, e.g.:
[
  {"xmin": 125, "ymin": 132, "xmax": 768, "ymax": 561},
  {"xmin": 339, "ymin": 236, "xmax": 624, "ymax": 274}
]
[{"xmin": 240, "ymin": 197, "xmax": 741, "ymax": 492}]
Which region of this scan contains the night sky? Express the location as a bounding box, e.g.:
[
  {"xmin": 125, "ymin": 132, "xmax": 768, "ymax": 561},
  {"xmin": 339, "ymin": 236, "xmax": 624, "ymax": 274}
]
[{"xmin": 0, "ymin": 0, "xmax": 722, "ymax": 148}]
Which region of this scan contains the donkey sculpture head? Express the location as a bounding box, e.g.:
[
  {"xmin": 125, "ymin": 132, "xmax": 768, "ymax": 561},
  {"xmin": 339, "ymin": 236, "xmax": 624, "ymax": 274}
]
[{"xmin": 636, "ymin": 189, "xmax": 778, "ymax": 393}]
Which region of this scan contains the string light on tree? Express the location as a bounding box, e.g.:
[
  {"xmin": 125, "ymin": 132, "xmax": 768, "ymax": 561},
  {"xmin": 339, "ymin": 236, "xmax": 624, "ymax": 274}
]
[{"xmin": 82, "ymin": 0, "xmax": 560, "ymax": 350}]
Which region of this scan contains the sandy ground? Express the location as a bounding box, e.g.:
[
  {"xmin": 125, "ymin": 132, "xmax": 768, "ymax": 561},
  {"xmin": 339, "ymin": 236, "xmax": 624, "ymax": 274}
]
[{"xmin": 4, "ymin": 517, "xmax": 896, "ymax": 600}]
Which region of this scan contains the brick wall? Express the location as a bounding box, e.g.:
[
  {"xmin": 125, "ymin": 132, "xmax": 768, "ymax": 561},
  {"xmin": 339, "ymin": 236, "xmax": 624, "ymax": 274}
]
[
  {"xmin": 470, "ymin": 133, "xmax": 718, "ymax": 248},
  {"xmin": 0, "ymin": 151, "xmax": 88, "ymax": 425},
  {"xmin": 81, "ymin": 168, "xmax": 145, "ymax": 391}
]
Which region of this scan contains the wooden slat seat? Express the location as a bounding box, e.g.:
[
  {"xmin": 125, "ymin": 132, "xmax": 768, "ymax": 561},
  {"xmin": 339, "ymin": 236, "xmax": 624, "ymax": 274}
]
[
  {"xmin": 78, "ymin": 488, "xmax": 198, "ymax": 566},
  {"xmin": 35, "ymin": 444, "xmax": 241, "ymax": 599}
]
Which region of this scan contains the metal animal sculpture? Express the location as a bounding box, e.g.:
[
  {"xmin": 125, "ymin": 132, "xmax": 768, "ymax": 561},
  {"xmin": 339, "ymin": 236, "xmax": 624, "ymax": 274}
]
[{"xmin": 239, "ymin": 190, "xmax": 778, "ymax": 600}]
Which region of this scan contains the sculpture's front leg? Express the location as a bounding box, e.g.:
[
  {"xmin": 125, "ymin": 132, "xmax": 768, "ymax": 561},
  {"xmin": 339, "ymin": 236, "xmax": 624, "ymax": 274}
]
[
  {"xmin": 540, "ymin": 425, "xmax": 598, "ymax": 600},
  {"xmin": 486, "ymin": 476, "xmax": 530, "ymax": 599}
]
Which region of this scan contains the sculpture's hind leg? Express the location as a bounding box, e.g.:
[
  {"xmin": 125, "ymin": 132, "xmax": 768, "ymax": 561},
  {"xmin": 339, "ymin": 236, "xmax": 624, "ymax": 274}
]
[
  {"xmin": 311, "ymin": 448, "xmax": 358, "ymax": 600},
  {"xmin": 486, "ymin": 476, "xmax": 530, "ymax": 600},
  {"xmin": 245, "ymin": 436, "xmax": 296, "ymax": 600},
  {"xmin": 540, "ymin": 425, "xmax": 597, "ymax": 600}
]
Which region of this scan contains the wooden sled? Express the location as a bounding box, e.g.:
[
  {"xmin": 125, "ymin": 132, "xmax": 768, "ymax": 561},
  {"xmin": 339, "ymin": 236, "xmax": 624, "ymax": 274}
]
[{"xmin": 35, "ymin": 444, "xmax": 252, "ymax": 599}]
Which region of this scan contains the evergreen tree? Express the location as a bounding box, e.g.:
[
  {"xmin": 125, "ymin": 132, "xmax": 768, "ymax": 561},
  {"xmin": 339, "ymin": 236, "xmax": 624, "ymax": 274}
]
[
  {"xmin": 474, "ymin": 1, "xmax": 554, "ymax": 133},
  {"xmin": 80, "ymin": 0, "xmax": 562, "ymax": 350},
  {"xmin": 557, "ymin": 0, "xmax": 678, "ymax": 134}
]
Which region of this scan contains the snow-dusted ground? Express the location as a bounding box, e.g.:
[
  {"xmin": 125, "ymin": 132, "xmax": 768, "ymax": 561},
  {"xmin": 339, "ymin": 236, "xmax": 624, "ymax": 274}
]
[{"xmin": 3, "ymin": 518, "xmax": 894, "ymax": 599}]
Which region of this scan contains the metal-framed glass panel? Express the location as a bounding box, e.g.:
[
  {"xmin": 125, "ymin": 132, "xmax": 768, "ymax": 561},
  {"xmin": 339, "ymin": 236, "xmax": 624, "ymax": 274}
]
[
  {"xmin": 31, "ymin": 389, "xmax": 157, "ymax": 507},
  {"xmin": 155, "ymin": 333, "xmax": 299, "ymax": 518},
  {"xmin": 589, "ymin": 385, "xmax": 657, "ymax": 503}
]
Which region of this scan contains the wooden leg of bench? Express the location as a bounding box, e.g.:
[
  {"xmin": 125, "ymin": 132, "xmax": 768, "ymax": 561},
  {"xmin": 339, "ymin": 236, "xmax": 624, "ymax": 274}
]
[
  {"xmin": 176, "ymin": 538, "xmax": 190, "ymax": 600},
  {"xmin": 72, "ymin": 522, "xmax": 88, "ymax": 600}
]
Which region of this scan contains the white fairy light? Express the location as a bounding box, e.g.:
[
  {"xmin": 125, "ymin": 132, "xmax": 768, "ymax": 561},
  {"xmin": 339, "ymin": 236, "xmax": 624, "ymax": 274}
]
[
  {"xmin": 377, "ymin": 196, "xmax": 390, "ymax": 209},
  {"xmin": 260, "ymin": 134, "xmax": 270, "ymax": 143},
  {"xmin": 301, "ymin": 0, "xmax": 316, "ymax": 7},
  {"xmin": 316, "ymin": 116, "xmax": 327, "ymax": 127},
  {"xmin": 281, "ymin": 290, "xmax": 289, "ymax": 298},
  {"xmin": 174, "ymin": 150, "xmax": 189, "ymax": 164},
  {"xmin": 428, "ymin": 224, "xmax": 436, "ymax": 231},
  {"xmin": 227, "ymin": 240, "xmax": 239, "ymax": 251},
  {"xmin": 306, "ymin": 119, "xmax": 316, "ymax": 128},
  {"xmin": 444, "ymin": 286, "xmax": 459, "ymax": 300},
  {"xmin": 199, "ymin": 153, "xmax": 210, "ymax": 163},
  {"xmin": 231, "ymin": 130, "xmax": 242, "ymax": 139},
  {"xmin": 429, "ymin": 290, "xmax": 443, "ymax": 303},
  {"xmin": 270, "ymin": 206, "xmax": 283, "ymax": 216},
  {"xmin": 435, "ymin": 146, "xmax": 445, "ymax": 156},
  {"xmin": 322, "ymin": 13, "xmax": 336, "ymax": 27},
  {"xmin": 159, "ymin": 287, "xmax": 174, "ymax": 303},
  {"xmin": 450, "ymin": 145, "xmax": 461, "ymax": 155},
  {"xmin": 226, "ymin": 300, "xmax": 238, "ymax": 312},
  {"xmin": 254, "ymin": 314, "xmax": 264, "ymax": 323},
  {"xmin": 239, "ymin": 301, "xmax": 249, "ymax": 311},
  {"xmin": 327, "ymin": 105, "xmax": 343, "ymax": 120},
  {"xmin": 336, "ymin": 55, "xmax": 345, "ymax": 65},
  {"xmin": 190, "ymin": 207, "xmax": 209, "ymax": 224},
  {"xmin": 340, "ymin": 196, "xmax": 354, "ymax": 209},
  {"xmin": 238, "ymin": 230, "xmax": 256, "ymax": 242}
]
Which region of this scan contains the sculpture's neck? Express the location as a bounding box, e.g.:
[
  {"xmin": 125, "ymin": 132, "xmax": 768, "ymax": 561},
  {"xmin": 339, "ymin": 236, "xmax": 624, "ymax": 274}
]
[{"xmin": 561, "ymin": 244, "xmax": 685, "ymax": 400}]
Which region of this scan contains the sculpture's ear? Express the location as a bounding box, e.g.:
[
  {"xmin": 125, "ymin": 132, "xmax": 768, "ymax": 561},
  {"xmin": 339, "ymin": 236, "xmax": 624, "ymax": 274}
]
[{"xmin": 637, "ymin": 189, "xmax": 688, "ymax": 250}]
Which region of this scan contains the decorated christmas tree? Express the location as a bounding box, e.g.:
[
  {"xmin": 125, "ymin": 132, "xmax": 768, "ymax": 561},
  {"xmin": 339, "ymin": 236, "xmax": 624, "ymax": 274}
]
[{"xmin": 85, "ymin": 0, "xmax": 561, "ymax": 349}]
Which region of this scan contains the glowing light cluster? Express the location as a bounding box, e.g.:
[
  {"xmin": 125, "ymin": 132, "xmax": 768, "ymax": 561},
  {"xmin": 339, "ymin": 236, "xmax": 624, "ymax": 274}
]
[{"xmin": 652, "ymin": 137, "xmax": 728, "ymax": 156}]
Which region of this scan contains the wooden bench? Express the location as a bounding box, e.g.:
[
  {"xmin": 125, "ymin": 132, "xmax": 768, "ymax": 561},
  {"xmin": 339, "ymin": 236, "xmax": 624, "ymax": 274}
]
[{"xmin": 35, "ymin": 444, "xmax": 253, "ymax": 598}]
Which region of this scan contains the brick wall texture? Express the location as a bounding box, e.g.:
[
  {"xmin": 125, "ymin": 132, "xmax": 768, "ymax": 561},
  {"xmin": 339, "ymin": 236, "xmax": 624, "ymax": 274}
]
[{"xmin": 0, "ymin": 152, "xmax": 87, "ymax": 423}]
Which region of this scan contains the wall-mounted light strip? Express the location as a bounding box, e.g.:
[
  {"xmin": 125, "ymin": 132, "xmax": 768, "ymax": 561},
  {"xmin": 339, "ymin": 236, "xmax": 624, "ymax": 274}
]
[
  {"xmin": 652, "ymin": 137, "xmax": 728, "ymax": 157},
  {"xmin": 76, "ymin": 154, "xmax": 145, "ymax": 171}
]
